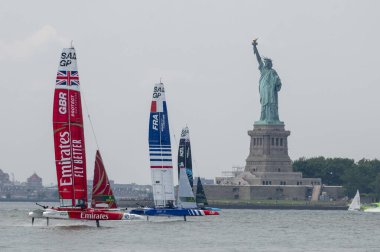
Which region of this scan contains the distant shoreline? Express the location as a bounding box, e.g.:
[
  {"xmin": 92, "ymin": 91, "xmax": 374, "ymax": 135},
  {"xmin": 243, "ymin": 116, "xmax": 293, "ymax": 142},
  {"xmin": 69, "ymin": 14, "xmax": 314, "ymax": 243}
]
[
  {"xmin": 117, "ymin": 199, "xmax": 348, "ymax": 210},
  {"xmin": 208, "ymin": 203, "xmax": 347, "ymax": 210},
  {"xmin": 0, "ymin": 199, "xmax": 348, "ymax": 210},
  {"xmin": 205, "ymin": 199, "xmax": 348, "ymax": 210},
  {"xmin": 0, "ymin": 199, "xmax": 58, "ymax": 203}
]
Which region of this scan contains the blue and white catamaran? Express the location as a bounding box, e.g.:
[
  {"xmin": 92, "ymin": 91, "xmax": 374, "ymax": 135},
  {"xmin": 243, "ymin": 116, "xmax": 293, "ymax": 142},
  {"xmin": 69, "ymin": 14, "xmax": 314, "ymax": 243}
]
[{"xmin": 130, "ymin": 82, "xmax": 218, "ymax": 220}]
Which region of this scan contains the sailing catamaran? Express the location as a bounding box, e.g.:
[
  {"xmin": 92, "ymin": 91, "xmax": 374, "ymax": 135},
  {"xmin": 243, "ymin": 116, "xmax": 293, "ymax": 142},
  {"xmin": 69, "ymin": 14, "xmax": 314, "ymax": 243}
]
[
  {"xmin": 29, "ymin": 46, "xmax": 141, "ymax": 226},
  {"xmin": 347, "ymin": 190, "xmax": 380, "ymax": 212},
  {"xmin": 178, "ymin": 127, "xmax": 193, "ymax": 188},
  {"xmin": 177, "ymin": 127, "xmax": 197, "ymax": 209},
  {"xmin": 177, "ymin": 127, "xmax": 221, "ymax": 211},
  {"xmin": 130, "ymin": 82, "xmax": 219, "ymax": 219}
]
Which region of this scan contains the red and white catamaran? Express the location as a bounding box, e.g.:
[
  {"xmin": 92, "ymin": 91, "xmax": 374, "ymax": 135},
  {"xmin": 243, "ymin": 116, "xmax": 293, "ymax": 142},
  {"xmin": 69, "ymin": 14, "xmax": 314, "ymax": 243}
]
[{"xmin": 29, "ymin": 46, "xmax": 142, "ymax": 226}]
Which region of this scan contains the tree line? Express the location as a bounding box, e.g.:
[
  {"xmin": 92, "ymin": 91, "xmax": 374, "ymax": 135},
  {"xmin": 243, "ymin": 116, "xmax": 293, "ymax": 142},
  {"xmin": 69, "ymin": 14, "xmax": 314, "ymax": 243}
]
[{"xmin": 293, "ymin": 157, "xmax": 380, "ymax": 200}]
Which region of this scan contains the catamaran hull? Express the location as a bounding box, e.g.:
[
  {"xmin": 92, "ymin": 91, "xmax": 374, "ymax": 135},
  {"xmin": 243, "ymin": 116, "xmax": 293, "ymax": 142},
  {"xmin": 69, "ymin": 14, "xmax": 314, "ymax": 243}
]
[
  {"xmin": 202, "ymin": 207, "xmax": 222, "ymax": 211},
  {"xmin": 124, "ymin": 213, "xmax": 145, "ymax": 220},
  {"xmin": 42, "ymin": 208, "xmax": 143, "ymax": 220},
  {"xmin": 28, "ymin": 209, "xmax": 45, "ymax": 218},
  {"xmin": 130, "ymin": 208, "xmax": 219, "ymax": 216}
]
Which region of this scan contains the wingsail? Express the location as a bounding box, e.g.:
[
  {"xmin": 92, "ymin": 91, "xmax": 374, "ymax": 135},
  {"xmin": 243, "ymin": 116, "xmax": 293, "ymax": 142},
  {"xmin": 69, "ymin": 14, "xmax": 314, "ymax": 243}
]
[
  {"xmin": 196, "ymin": 177, "xmax": 209, "ymax": 207},
  {"xmin": 53, "ymin": 47, "xmax": 87, "ymax": 207},
  {"xmin": 178, "ymin": 167, "xmax": 197, "ymax": 209},
  {"xmin": 148, "ymin": 82, "xmax": 175, "ymax": 207},
  {"xmin": 177, "ymin": 127, "xmax": 193, "ymax": 188}
]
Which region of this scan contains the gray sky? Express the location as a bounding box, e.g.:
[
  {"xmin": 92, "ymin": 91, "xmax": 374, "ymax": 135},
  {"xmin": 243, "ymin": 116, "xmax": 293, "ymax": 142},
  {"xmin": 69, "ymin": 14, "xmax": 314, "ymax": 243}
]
[{"xmin": 0, "ymin": 0, "xmax": 379, "ymax": 185}]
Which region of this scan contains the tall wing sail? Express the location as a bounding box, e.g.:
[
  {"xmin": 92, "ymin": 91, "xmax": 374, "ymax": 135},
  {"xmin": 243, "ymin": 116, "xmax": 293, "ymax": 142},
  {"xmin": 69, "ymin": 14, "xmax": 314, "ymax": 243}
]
[
  {"xmin": 53, "ymin": 48, "xmax": 87, "ymax": 207},
  {"xmin": 177, "ymin": 127, "xmax": 193, "ymax": 188},
  {"xmin": 178, "ymin": 167, "xmax": 197, "ymax": 209},
  {"xmin": 149, "ymin": 82, "xmax": 175, "ymax": 207},
  {"xmin": 91, "ymin": 150, "xmax": 117, "ymax": 208},
  {"xmin": 196, "ymin": 177, "xmax": 208, "ymax": 207}
]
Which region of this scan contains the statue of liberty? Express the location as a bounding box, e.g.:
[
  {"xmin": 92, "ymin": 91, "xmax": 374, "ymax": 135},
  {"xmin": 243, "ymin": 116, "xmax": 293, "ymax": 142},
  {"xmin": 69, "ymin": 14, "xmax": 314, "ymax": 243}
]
[{"xmin": 252, "ymin": 39, "xmax": 283, "ymax": 124}]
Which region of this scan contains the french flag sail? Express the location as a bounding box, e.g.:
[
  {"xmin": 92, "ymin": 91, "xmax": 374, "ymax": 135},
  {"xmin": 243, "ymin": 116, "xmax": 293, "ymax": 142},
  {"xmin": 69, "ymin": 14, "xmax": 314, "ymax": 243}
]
[
  {"xmin": 149, "ymin": 82, "xmax": 175, "ymax": 207},
  {"xmin": 91, "ymin": 150, "xmax": 117, "ymax": 209},
  {"xmin": 53, "ymin": 47, "xmax": 87, "ymax": 207},
  {"xmin": 177, "ymin": 127, "xmax": 193, "ymax": 188}
]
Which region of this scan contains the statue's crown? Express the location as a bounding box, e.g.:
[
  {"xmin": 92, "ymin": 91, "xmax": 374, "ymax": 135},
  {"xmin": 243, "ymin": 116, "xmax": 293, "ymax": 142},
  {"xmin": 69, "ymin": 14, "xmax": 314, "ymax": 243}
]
[{"xmin": 263, "ymin": 57, "xmax": 272, "ymax": 62}]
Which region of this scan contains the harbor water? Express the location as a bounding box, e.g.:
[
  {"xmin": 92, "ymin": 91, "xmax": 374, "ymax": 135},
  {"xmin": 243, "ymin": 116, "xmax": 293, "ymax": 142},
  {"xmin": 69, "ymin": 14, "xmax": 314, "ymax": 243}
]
[{"xmin": 0, "ymin": 202, "xmax": 379, "ymax": 252}]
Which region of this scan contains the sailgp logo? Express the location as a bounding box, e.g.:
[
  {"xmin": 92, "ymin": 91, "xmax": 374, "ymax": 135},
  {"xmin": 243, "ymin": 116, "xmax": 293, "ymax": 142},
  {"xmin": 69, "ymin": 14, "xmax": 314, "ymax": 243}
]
[
  {"xmin": 60, "ymin": 51, "xmax": 76, "ymax": 67},
  {"xmin": 153, "ymin": 86, "xmax": 164, "ymax": 98}
]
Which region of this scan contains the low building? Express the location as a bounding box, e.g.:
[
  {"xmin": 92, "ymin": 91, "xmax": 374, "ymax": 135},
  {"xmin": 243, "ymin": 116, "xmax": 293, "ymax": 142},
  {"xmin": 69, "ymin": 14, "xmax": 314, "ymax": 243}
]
[
  {"xmin": 202, "ymin": 184, "xmax": 344, "ymax": 201},
  {"xmin": 27, "ymin": 173, "xmax": 43, "ymax": 189},
  {"xmin": 194, "ymin": 177, "xmax": 214, "ymax": 185},
  {"xmin": 0, "ymin": 169, "xmax": 11, "ymax": 185}
]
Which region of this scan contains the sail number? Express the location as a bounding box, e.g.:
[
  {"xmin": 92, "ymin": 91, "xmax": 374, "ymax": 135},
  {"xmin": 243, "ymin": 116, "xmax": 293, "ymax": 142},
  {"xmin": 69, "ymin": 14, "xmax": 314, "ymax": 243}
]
[
  {"xmin": 58, "ymin": 92, "xmax": 67, "ymax": 114},
  {"xmin": 152, "ymin": 114, "xmax": 159, "ymax": 130}
]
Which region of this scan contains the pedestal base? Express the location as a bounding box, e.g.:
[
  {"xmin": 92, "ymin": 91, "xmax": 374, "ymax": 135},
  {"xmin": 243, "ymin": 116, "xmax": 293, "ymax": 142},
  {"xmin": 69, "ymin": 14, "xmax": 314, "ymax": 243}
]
[{"xmin": 245, "ymin": 124, "xmax": 292, "ymax": 174}]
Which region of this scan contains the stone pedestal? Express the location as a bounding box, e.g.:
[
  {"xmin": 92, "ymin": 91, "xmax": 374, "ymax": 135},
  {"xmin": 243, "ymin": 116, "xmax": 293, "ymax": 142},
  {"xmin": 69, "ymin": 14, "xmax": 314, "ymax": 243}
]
[{"xmin": 245, "ymin": 124, "xmax": 292, "ymax": 173}]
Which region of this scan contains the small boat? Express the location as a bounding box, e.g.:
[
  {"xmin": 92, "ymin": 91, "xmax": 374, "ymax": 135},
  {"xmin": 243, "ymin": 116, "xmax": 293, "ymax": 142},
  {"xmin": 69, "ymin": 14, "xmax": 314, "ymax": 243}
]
[
  {"xmin": 130, "ymin": 82, "xmax": 218, "ymax": 220},
  {"xmin": 348, "ymin": 190, "xmax": 360, "ymax": 211},
  {"xmin": 362, "ymin": 202, "xmax": 380, "ymax": 213},
  {"xmin": 29, "ymin": 46, "xmax": 141, "ymax": 226}
]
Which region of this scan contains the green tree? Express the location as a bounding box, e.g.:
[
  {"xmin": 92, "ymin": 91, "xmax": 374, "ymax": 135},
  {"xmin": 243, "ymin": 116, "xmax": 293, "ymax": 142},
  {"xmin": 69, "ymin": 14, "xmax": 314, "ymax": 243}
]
[
  {"xmin": 293, "ymin": 157, "xmax": 380, "ymax": 200},
  {"xmin": 293, "ymin": 157, "xmax": 354, "ymax": 186}
]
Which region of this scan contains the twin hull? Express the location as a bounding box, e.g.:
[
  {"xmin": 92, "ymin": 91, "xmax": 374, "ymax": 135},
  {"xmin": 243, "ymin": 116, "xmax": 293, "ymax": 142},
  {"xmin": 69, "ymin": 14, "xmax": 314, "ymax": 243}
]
[
  {"xmin": 130, "ymin": 208, "xmax": 219, "ymax": 216},
  {"xmin": 42, "ymin": 208, "xmax": 143, "ymax": 220}
]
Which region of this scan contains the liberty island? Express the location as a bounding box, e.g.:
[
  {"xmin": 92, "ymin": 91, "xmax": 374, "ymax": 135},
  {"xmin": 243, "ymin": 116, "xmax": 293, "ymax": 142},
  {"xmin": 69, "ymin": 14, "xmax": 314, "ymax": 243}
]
[{"xmin": 210, "ymin": 39, "xmax": 343, "ymax": 203}]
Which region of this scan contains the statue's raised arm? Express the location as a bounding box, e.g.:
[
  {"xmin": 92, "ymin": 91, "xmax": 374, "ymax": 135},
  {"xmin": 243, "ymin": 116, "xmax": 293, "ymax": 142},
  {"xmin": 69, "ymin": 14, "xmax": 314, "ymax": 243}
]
[{"xmin": 252, "ymin": 39, "xmax": 263, "ymax": 68}]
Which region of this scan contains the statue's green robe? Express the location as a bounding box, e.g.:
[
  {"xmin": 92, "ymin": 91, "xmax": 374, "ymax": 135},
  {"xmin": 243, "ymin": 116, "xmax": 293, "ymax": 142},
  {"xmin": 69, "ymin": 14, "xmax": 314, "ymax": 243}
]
[{"xmin": 258, "ymin": 64, "xmax": 282, "ymax": 122}]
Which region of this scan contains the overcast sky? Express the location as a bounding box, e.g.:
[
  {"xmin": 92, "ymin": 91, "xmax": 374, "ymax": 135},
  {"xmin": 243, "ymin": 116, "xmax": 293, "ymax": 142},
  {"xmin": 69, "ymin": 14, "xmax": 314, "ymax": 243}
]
[{"xmin": 0, "ymin": 0, "xmax": 379, "ymax": 185}]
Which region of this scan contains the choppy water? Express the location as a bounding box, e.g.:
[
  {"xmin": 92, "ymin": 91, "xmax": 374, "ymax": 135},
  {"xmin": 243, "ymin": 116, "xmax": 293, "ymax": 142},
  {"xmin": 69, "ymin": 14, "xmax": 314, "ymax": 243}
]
[{"xmin": 0, "ymin": 202, "xmax": 379, "ymax": 251}]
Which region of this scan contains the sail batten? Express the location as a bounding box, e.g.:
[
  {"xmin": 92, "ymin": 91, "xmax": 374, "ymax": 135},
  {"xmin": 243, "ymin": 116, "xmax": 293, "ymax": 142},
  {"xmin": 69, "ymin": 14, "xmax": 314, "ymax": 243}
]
[
  {"xmin": 148, "ymin": 83, "xmax": 175, "ymax": 207},
  {"xmin": 53, "ymin": 48, "xmax": 87, "ymax": 207}
]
